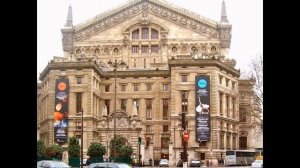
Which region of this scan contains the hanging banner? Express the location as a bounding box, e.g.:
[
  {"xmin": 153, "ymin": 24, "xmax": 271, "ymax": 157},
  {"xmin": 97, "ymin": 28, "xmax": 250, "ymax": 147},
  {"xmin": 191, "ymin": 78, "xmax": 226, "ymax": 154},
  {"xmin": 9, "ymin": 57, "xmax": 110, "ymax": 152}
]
[
  {"xmin": 195, "ymin": 75, "xmax": 210, "ymax": 142},
  {"xmin": 54, "ymin": 78, "xmax": 69, "ymax": 143}
]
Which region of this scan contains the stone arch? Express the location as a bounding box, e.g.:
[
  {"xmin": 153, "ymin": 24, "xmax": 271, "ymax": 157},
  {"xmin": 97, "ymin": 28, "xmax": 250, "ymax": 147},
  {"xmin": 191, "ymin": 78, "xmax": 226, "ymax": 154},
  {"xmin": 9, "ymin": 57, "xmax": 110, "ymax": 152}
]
[
  {"xmin": 122, "ymin": 20, "xmax": 169, "ymax": 34},
  {"xmin": 108, "ymin": 110, "xmax": 131, "ymax": 118}
]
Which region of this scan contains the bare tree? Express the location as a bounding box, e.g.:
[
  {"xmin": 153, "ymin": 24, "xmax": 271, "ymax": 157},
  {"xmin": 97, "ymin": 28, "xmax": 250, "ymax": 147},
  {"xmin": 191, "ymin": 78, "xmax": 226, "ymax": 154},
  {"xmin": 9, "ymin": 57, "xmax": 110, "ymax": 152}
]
[{"xmin": 240, "ymin": 54, "xmax": 263, "ymax": 132}]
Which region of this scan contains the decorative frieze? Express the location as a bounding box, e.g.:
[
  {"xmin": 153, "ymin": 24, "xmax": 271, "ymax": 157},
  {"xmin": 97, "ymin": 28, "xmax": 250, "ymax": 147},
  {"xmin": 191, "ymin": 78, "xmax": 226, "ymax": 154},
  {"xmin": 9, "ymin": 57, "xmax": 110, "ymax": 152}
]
[{"xmin": 73, "ymin": 0, "xmax": 223, "ymax": 42}]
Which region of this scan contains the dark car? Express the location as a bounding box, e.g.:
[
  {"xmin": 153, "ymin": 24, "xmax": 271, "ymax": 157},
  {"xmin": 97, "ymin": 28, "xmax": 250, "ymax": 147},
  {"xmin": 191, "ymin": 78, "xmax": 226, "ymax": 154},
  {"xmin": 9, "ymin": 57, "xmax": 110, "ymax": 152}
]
[
  {"xmin": 189, "ymin": 159, "xmax": 201, "ymax": 167},
  {"xmin": 176, "ymin": 160, "xmax": 183, "ymax": 167},
  {"xmin": 88, "ymin": 162, "xmax": 132, "ymax": 168}
]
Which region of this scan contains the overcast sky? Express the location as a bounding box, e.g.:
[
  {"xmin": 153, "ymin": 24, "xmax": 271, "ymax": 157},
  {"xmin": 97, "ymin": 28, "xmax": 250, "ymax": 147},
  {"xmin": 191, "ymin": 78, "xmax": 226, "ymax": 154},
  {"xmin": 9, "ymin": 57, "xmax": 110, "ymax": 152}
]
[{"xmin": 37, "ymin": 0, "xmax": 262, "ymax": 81}]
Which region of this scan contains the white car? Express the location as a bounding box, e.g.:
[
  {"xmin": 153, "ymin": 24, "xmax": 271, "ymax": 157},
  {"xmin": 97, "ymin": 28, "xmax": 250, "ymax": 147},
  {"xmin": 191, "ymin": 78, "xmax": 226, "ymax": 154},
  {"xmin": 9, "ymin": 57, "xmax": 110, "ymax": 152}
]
[
  {"xmin": 159, "ymin": 159, "xmax": 169, "ymax": 167},
  {"xmin": 251, "ymin": 160, "xmax": 263, "ymax": 168},
  {"xmin": 37, "ymin": 160, "xmax": 70, "ymax": 168}
]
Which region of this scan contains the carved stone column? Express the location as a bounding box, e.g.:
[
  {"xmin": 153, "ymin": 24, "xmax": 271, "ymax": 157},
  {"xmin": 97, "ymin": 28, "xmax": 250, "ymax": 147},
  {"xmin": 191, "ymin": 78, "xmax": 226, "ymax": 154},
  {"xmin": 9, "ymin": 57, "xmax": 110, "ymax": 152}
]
[
  {"xmin": 149, "ymin": 141, "xmax": 154, "ymax": 162},
  {"xmin": 169, "ymin": 142, "xmax": 174, "ymax": 166}
]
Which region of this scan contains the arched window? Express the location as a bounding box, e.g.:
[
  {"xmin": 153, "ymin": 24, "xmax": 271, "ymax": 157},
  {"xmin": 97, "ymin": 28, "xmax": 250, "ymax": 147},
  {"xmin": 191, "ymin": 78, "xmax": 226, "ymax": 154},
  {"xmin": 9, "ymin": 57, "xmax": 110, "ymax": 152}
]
[
  {"xmin": 132, "ymin": 29, "xmax": 139, "ymax": 39},
  {"xmin": 151, "ymin": 29, "xmax": 158, "ymax": 39},
  {"xmin": 142, "ymin": 28, "xmax": 149, "ymax": 39}
]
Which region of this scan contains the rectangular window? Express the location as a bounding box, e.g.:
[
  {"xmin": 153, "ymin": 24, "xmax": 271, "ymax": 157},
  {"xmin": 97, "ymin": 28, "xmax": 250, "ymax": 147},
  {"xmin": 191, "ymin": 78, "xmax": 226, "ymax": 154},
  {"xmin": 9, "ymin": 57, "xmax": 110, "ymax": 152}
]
[
  {"xmin": 219, "ymin": 75, "xmax": 223, "ymax": 84},
  {"xmin": 146, "ymin": 125, "xmax": 151, "ymax": 132},
  {"xmin": 142, "ymin": 46, "xmax": 148, "ymax": 53},
  {"xmin": 200, "ymin": 153, "xmax": 205, "ymax": 160},
  {"xmin": 105, "ymin": 85, "xmax": 110, "ymax": 92},
  {"xmin": 181, "ymin": 75, "xmax": 188, "ymax": 82},
  {"xmin": 132, "ymin": 30, "xmax": 139, "ymax": 39},
  {"xmin": 105, "ymin": 100, "xmax": 110, "ymax": 115},
  {"xmin": 77, "ymin": 76, "xmax": 82, "ymax": 84},
  {"xmin": 232, "ymin": 98, "xmax": 236, "ymax": 118},
  {"xmin": 151, "ymin": 45, "xmax": 159, "ymax": 53},
  {"xmin": 132, "ymin": 46, "xmax": 139, "ymax": 53},
  {"xmin": 142, "ymin": 28, "xmax": 149, "ymax": 39},
  {"xmin": 232, "ymin": 82, "xmax": 236, "ymax": 90},
  {"xmin": 181, "ymin": 91, "xmax": 188, "ymax": 113},
  {"xmin": 161, "ymin": 138, "xmax": 169, "ymax": 148},
  {"xmin": 163, "ymin": 84, "xmax": 168, "ymax": 91},
  {"xmin": 76, "ymin": 93, "xmax": 82, "ymax": 113},
  {"xmin": 146, "ymin": 99, "xmax": 152, "ymax": 119},
  {"xmin": 121, "ymin": 99, "xmax": 127, "ymax": 111},
  {"xmin": 226, "ymin": 95, "xmax": 229, "ymax": 117},
  {"xmin": 219, "ymin": 92, "xmax": 223, "ymax": 115},
  {"xmin": 151, "ymin": 29, "xmax": 158, "ymax": 39},
  {"xmin": 133, "ymin": 84, "xmax": 139, "ymax": 91},
  {"xmin": 226, "ymin": 79, "xmax": 229, "ymax": 87},
  {"xmin": 239, "ymin": 137, "xmax": 247, "ymax": 149},
  {"xmin": 239, "ymin": 108, "xmax": 247, "ymax": 122},
  {"xmin": 163, "ymin": 125, "xmax": 168, "ymax": 132},
  {"xmin": 233, "ymin": 137, "xmax": 236, "ymax": 149},
  {"xmin": 144, "ymin": 59, "xmax": 146, "ymax": 68},
  {"xmin": 233, "ymin": 125, "xmax": 236, "ymax": 131},
  {"xmin": 221, "ymin": 134, "xmax": 224, "ymax": 149},
  {"xmin": 75, "ymin": 121, "xmax": 81, "ymax": 129},
  {"xmin": 163, "ymin": 99, "xmax": 169, "ymax": 120},
  {"xmin": 121, "ymin": 84, "xmax": 126, "ymax": 92},
  {"xmin": 146, "ymin": 83, "xmax": 152, "ymax": 91}
]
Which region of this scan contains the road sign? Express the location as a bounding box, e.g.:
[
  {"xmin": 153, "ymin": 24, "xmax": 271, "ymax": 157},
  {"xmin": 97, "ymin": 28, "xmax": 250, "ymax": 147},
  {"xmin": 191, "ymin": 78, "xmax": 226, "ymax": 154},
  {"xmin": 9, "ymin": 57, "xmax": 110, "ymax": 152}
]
[{"xmin": 183, "ymin": 130, "xmax": 189, "ymax": 142}]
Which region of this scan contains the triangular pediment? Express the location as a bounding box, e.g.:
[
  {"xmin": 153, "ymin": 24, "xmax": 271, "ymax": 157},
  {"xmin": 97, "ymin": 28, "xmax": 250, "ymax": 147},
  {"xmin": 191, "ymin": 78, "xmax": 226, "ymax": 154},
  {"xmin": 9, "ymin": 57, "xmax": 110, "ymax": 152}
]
[{"xmin": 73, "ymin": 0, "xmax": 220, "ymax": 42}]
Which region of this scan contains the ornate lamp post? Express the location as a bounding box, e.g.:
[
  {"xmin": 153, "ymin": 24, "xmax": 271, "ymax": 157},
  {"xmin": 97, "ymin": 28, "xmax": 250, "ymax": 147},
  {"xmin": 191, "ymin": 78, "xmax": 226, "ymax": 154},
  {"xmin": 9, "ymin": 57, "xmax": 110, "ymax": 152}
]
[{"xmin": 108, "ymin": 59, "xmax": 126, "ymax": 162}]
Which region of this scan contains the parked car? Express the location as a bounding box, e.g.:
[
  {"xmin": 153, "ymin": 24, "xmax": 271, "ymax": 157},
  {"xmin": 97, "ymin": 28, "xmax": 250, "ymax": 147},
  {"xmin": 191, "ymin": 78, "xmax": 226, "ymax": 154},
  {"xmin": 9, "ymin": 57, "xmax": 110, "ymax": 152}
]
[
  {"xmin": 189, "ymin": 159, "xmax": 201, "ymax": 167},
  {"xmin": 251, "ymin": 160, "xmax": 263, "ymax": 168},
  {"xmin": 88, "ymin": 162, "xmax": 132, "ymax": 168},
  {"xmin": 37, "ymin": 160, "xmax": 70, "ymax": 168},
  {"xmin": 176, "ymin": 160, "xmax": 183, "ymax": 167},
  {"xmin": 159, "ymin": 159, "xmax": 169, "ymax": 167}
]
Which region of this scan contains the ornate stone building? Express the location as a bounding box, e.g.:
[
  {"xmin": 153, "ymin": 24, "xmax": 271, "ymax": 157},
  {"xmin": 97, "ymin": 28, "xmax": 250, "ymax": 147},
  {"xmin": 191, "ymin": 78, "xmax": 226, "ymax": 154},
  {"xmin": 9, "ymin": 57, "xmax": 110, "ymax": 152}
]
[{"xmin": 37, "ymin": 0, "xmax": 259, "ymax": 165}]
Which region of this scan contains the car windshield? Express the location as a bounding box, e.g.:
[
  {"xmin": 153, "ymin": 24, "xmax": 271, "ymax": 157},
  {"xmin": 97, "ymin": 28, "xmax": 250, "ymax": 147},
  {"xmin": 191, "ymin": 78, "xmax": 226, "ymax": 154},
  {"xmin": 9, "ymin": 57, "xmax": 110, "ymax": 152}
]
[
  {"xmin": 48, "ymin": 161, "xmax": 69, "ymax": 167},
  {"xmin": 89, "ymin": 163, "xmax": 132, "ymax": 168},
  {"xmin": 191, "ymin": 160, "xmax": 200, "ymax": 163},
  {"xmin": 117, "ymin": 164, "xmax": 132, "ymax": 168},
  {"xmin": 253, "ymin": 160, "xmax": 263, "ymax": 164}
]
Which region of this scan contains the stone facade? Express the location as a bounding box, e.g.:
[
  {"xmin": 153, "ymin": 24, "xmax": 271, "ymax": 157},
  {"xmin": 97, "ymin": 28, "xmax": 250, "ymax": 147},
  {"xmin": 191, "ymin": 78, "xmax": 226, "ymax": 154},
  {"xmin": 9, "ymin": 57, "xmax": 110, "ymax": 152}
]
[{"xmin": 37, "ymin": 0, "xmax": 259, "ymax": 166}]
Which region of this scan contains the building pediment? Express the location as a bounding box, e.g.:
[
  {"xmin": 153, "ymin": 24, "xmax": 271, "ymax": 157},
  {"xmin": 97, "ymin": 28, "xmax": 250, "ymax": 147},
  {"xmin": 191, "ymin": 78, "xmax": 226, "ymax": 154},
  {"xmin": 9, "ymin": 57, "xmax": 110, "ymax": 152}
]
[{"xmin": 73, "ymin": 0, "xmax": 220, "ymax": 42}]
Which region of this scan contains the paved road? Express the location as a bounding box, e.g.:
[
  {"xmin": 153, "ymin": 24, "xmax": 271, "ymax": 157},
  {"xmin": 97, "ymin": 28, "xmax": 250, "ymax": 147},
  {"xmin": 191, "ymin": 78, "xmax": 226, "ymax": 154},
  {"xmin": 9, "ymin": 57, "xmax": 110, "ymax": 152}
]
[{"xmin": 84, "ymin": 166, "xmax": 251, "ymax": 168}]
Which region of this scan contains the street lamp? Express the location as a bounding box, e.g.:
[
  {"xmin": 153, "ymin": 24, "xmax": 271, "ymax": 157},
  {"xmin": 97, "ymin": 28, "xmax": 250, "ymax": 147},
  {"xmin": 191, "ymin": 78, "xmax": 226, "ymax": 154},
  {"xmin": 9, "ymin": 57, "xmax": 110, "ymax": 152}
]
[
  {"xmin": 80, "ymin": 107, "xmax": 83, "ymax": 168},
  {"xmin": 108, "ymin": 59, "xmax": 126, "ymax": 162}
]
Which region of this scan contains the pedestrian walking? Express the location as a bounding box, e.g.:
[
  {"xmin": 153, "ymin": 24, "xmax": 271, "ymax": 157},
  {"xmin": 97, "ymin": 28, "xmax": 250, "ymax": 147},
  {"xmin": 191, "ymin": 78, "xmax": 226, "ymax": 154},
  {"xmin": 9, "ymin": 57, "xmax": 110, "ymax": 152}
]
[{"xmin": 149, "ymin": 158, "xmax": 153, "ymax": 167}]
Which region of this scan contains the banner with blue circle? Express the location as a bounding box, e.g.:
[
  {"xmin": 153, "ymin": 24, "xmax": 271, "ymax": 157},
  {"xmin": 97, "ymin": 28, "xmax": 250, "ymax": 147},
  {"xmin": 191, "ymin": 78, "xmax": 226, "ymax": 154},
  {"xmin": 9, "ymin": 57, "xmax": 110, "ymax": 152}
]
[{"xmin": 195, "ymin": 75, "xmax": 210, "ymax": 142}]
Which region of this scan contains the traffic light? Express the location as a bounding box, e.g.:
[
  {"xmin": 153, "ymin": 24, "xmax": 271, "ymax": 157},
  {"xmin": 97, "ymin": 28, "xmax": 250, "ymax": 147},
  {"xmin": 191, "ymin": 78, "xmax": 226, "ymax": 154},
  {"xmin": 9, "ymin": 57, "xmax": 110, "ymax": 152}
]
[{"xmin": 138, "ymin": 137, "xmax": 141, "ymax": 145}]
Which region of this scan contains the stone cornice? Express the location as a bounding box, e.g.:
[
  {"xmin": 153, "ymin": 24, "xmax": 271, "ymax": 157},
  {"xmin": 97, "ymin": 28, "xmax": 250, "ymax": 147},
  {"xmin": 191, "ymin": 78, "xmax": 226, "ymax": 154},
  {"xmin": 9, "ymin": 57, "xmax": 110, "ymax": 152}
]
[
  {"xmin": 168, "ymin": 58, "xmax": 240, "ymax": 77},
  {"xmin": 39, "ymin": 61, "xmax": 169, "ymax": 80},
  {"xmin": 40, "ymin": 58, "xmax": 239, "ymax": 80}
]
